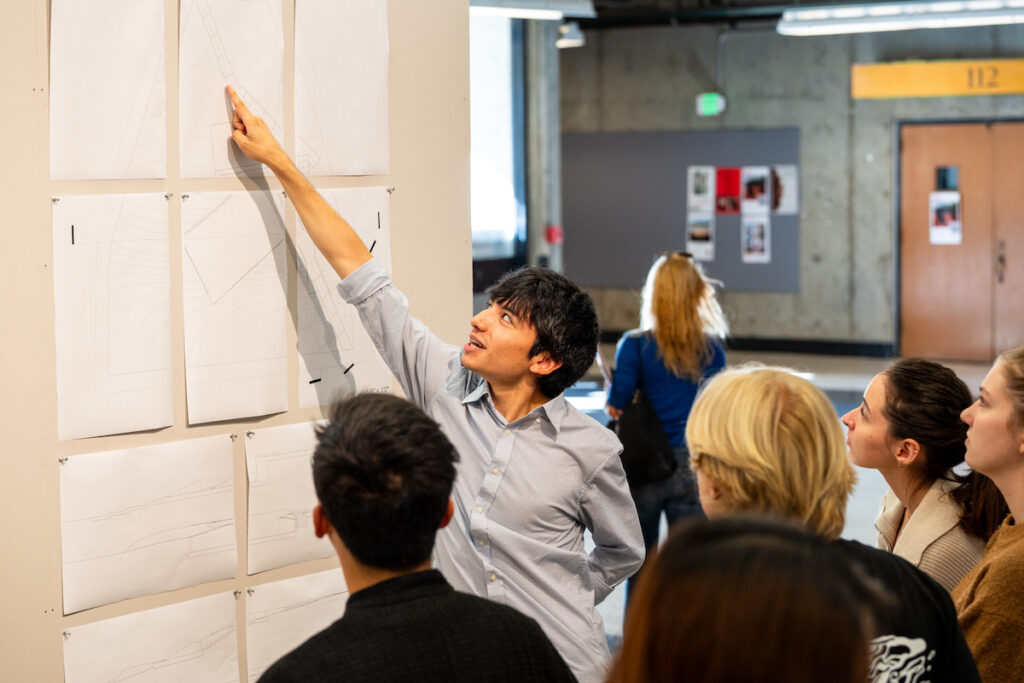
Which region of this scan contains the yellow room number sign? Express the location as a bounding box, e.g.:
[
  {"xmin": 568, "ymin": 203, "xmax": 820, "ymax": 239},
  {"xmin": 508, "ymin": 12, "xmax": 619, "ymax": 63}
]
[{"xmin": 852, "ymin": 59, "xmax": 1024, "ymax": 99}]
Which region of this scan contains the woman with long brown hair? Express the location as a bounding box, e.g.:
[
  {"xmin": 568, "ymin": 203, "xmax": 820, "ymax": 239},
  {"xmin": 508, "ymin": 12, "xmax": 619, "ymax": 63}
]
[
  {"xmin": 842, "ymin": 358, "xmax": 1007, "ymax": 590},
  {"xmin": 605, "ymin": 252, "xmax": 727, "ymax": 599},
  {"xmin": 953, "ymin": 346, "xmax": 1024, "ymax": 681}
]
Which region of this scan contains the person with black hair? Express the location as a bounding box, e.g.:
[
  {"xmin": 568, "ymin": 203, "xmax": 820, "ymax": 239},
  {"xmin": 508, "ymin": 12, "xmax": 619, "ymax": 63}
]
[
  {"xmin": 228, "ymin": 86, "xmax": 642, "ymax": 682},
  {"xmin": 842, "ymin": 358, "xmax": 1007, "ymax": 591},
  {"xmin": 258, "ymin": 393, "xmax": 576, "ymax": 682}
]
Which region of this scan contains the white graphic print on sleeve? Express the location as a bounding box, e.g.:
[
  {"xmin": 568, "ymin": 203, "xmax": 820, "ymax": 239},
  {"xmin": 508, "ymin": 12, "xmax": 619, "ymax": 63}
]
[{"xmin": 868, "ymin": 635, "xmax": 936, "ymax": 683}]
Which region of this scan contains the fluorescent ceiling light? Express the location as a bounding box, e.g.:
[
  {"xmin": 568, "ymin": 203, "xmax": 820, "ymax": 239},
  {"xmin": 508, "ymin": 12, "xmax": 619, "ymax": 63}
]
[
  {"xmin": 469, "ymin": 0, "xmax": 596, "ymax": 20},
  {"xmin": 777, "ymin": 0, "xmax": 1024, "ymax": 34}
]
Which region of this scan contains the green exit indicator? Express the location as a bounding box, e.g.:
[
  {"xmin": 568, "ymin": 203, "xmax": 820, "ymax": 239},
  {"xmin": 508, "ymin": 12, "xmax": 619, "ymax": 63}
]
[{"xmin": 696, "ymin": 92, "xmax": 726, "ymax": 117}]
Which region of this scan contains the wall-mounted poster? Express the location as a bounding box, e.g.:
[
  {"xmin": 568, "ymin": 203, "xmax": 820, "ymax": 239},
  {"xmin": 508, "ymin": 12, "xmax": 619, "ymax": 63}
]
[
  {"xmin": 741, "ymin": 216, "xmax": 771, "ymax": 263},
  {"xmin": 929, "ymin": 191, "xmax": 962, "ymax": 245},
  {"xmin": 687, "ymin": 166, "xmax": 715, "ymax": 213},
  {"xmin": 772, "ymin": 165, "xmax": 799, "ymax": 215},
  {"xmin": 741, "ymin": 166, "xmax": 771, "ymax": 214},
  {"xmin": 685, "ymin": 212, "xmax": 714, "ymax": 261},
  {"xmin": 715, "ymin": 167, "xmax": 740, "ymax": 214}
]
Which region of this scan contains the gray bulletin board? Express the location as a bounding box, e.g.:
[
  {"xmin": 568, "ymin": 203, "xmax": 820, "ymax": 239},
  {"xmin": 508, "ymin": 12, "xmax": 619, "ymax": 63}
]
[{"xmin": 562, "ymin": 128, "xmax": 800, "ymax": 292}]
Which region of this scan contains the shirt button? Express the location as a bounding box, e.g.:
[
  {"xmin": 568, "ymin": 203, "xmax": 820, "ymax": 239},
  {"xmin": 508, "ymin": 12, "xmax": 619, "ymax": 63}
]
[
  {"xmin": 504, "ymin": 428, "xmax": 511, "ymax": 435},
  {"xmin": 478, "ymin": 539, "xmax": 486, "ymax": 546},
  {"xmin": 536, "ymin": 417, "xmax": 541, "ymax": 423},
  {"xmin": 477, "ymin": 506, "xmax": 484, "ymax": 513},
  {"xmin": 492, "ymin": 467, "xmax": 499, "ymax": 475},
  {"xmin": 489, "ymin": 573, "xmax": 498, "ymax": 582}
]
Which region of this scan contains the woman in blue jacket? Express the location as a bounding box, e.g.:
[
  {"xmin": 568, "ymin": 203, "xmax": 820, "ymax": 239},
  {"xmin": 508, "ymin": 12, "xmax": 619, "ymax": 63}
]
[{"xmin": 606, "ymin": 252, "xmax": 728, "ymax": 600}]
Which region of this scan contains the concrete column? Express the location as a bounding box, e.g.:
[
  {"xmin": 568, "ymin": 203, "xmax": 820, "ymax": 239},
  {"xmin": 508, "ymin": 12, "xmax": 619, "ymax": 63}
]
[{"xmin": 524, "ymin": 20, "xmax": 563, "ymax": 272}]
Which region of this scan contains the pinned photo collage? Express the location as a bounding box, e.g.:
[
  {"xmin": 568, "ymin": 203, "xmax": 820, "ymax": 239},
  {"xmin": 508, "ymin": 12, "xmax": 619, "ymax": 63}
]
[{"xmin": 686, "ymin": 163, "xmax": 798, "ymax": 265}]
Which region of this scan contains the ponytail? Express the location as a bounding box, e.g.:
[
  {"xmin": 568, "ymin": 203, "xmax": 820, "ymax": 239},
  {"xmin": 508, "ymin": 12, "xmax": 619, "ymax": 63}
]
[{"xmin": 950, "ymin": 470, "xmax": 1008, "ymax": 539}]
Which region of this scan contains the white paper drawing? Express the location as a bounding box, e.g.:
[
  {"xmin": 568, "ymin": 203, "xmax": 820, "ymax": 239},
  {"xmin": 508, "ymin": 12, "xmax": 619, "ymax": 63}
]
[
  {"xmin": 63, "ymin": 592, "xmax": 237, "ymax": 683},
  {"xmin": 687, "ymin": 166, "xmax": 715, "ymax": 214},
  {"xmin": 246, "ymin": 421, "xmax": 334, "ymax": 574},
  {"xmin": 60, "ymin": 435, "xmax": 236, "ymax": 614},
  {"xmin": 182, "ymin": 191, "xmax": 288, "ymax": 424},
  {"xmin": 246, "ymin": 569, "xmax": 348, "ymax": 681},
  {"xmin": 741, "ymin": 215, "xmax": 771, "ymax": 264},
  {"xmin": 772, "ymin": 165, "xmax": 799, "ymax": 215},
  {"xmin": 50, "ymin": 0, "xmax": 166, "ymax": 180},
  {"xmin": 740, "ymin": 166, "xmax": 771, "ymax": 215},
  {"xmin": 296, "ymin": 0, "xmax": 389, "ymax": 176},
  {"xmin": 297, "ymin": 187, "xmax": 392, "ymax": 409},
  {"xmin": 685, "ymin": 212, "xmax": 715, "ymax": 262},
  {"xmin": 180, "ymin": 0, "xmax": 284, "ymax": 178},
  {"xmin": 929, "ymin": 191, "xmax": 963, "ymax": 245},
  {"xmin": 52, "ymin": 194, "xmax": 173, "ymax": 441}
]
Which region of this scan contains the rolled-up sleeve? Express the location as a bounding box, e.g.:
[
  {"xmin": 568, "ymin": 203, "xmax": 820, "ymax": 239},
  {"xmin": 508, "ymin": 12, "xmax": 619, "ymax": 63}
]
[
  {"xmin": 338, "ymin": 259, "xmax": 458, "ymax": 408},
  {"xmin": 580, "ymin": 452, "xmax": 644, "ymax": 604}
]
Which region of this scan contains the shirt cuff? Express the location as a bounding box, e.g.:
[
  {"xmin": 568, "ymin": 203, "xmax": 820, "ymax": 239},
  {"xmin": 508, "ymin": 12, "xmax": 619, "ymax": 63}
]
[{"xmin": 337, "ymin": 258, "xmax": 391, "ymax": 305}]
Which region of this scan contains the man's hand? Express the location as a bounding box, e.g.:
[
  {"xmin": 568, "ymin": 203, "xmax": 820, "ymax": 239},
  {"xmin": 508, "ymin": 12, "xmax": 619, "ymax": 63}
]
[{"xmin": 226, "ymin": 84, "xmax": 289, "ymax": 171}]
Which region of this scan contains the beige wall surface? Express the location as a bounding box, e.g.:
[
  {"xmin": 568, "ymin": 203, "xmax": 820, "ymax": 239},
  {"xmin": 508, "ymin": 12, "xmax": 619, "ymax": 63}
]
[{"xmin": 0, "ymin": 0, "xmax": 470, "ymax": 678}]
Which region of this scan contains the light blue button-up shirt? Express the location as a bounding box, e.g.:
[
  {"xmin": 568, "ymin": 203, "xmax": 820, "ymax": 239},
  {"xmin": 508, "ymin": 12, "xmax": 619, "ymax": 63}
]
[{"xmin": 339, "ymin": 260, "xmax": 644, "ymax": 683}]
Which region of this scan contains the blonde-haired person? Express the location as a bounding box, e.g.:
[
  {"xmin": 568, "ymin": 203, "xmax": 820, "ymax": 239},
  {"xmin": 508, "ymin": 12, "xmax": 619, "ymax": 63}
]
[
  {"xmin": 953, "ymin": 346, "xmax": 1024, "ymax": 681},
  {"xmin": 605, "ymin": 252, "xmax": 727, "ymax": 600},
  {"xmin": 686, "ymin": 366, "xmax": 980, "ymax": 683}
]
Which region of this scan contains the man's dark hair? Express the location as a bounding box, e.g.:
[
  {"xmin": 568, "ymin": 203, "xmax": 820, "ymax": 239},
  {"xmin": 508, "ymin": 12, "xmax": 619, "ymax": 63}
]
[
  {"xmin": 486, "ymin": 266, "xmax": 599, "ymax": 398},
  {"xmin": 312, "ymin": 393, "xmax": 459, "ymax": 571}
]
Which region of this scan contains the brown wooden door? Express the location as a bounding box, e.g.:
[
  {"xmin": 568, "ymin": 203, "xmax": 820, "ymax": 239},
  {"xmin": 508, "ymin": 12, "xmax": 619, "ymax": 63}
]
[
  {"xmin": 900, "ymin": 124, "xmax": 993, "ymax": 361},
  {"xmin": 992, "ymin": 124, "xmax": 1024, "ymax": 354}
]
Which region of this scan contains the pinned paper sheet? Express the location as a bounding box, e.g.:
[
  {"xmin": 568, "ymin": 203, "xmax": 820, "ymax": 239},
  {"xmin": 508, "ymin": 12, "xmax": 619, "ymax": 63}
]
[
  {"xmin": 296, "ymin": 0, "xmax": 389, "ymax": 175},
  {"xmin": 50, "ymin": 0, "xmax": 166, "ymax": 179},
  {"xmin": 182, "ymin": 190, "xmax": 288, "ymax": 424},
  {"xmin": 60, "ymin": 435, "xmax": 235, "ymax": 614},
  {"xmin": 63, "ymin": 592, "xmax": 237, "ymax": 683},
  {"xmin": 246, "ymin": 421, "xmax": 334, "ymax": 575},
  {"xmin": 52, "ymin": 193, "xmax": 173, "ymax": 441},
  {"xmin": 179, "ymin": 0, "xmax": 283, "ymax": 178},
  {"xmin": 297, "ymin": 187, "xmax": 392, "ymax": 409},
  {"xmin": 246, "ymin": 569, "xmax": 348, "ymax": 681}
]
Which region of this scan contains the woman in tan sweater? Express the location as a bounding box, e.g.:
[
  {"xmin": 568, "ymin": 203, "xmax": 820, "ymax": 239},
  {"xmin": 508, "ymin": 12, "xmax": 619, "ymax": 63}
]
[
  {"xmin": 952, "ymin": 346, "xmax": 1024, "ymax": 681},
  {"xmin": 842, "ymin": 358, "xmax": 1006, "ymax": 591}
]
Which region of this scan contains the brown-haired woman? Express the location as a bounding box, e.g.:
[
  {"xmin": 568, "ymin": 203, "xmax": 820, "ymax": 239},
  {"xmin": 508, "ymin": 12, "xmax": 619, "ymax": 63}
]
[
  {"xmin": 952, "ymin": 346, "xmax": 1024, "ymax": 681},
  {"xmin": 842, "ymin": 358, "xmax": 1007, "ymax": 590},
  {"xmin": 608, "ymin": 515, "xmax": 879, "ymax": 683}
]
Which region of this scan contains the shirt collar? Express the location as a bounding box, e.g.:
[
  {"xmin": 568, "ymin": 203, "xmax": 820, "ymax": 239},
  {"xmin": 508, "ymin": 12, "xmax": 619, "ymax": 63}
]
[{"xmin": 461, "ymin": 379, "xmax": 568, "ymax": 433}]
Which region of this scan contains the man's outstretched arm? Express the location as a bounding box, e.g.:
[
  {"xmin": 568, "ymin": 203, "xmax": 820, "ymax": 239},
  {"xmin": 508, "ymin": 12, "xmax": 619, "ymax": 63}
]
[{"xmin": 226, "ymin": 84, "xmax": 370, "ymax": 279}]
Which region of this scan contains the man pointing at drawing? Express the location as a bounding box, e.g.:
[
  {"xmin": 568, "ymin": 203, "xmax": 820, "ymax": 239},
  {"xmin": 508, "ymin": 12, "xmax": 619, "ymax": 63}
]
[{"xmin": 227, "ymin": 86, "xmax": 642, "ymax": 682}]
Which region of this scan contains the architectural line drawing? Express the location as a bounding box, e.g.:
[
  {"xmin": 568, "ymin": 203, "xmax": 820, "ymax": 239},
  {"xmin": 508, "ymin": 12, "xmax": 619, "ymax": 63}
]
[
  {"xmin": 296, "ymin": 187, "xmax": 392, "ymax": 409},
  {"xmin": 179, "ymin": 0, "xmax": 284, "ymax": 178},
  {"xmin": 246, "ymin": 570, "xmax": 348, "ymax": 681},
  {"xmin": 53, "ymin": 193, "xmax": 173, "ymax": 440},
  {"xmin": 62, "ymin": 592, "xmax": 238, "ymax": 683},
  {"xmin": 60, "ymin": 436, "xmax": 236, "ymax": 614},
  {"xmin": 295, "ymin": 0, "xmax": 389, "ymax": 176},
  {"xmin": 245, "ymin": 422, "xmax": 333, "ymax": 575},
  {"xmin": 51, "ymin": 0, "xmax": 166, "ymax": 180},
  {"xmin": 182, "ymin": 191, "xmax": 289, "ymax": 424}
]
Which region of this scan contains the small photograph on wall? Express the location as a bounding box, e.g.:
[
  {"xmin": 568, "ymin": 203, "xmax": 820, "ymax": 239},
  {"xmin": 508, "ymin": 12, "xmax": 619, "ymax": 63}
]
[
  {"xmin": 715, "ymin": 167, "xmax": 741, "ymax": 214},
  {"xmin": 929, "ymin": 191, "xmax": 962, "ymax": 245},
  {"xmin": 741, "ymin": 216, "xmax": 771, "ymax": 263},
  {"xmin": 741, "ymin": 166, "xmax": 771, "ymax": 214},
  {"xmin": 687, "ymin": 166, "xmax": 716, "ymax": 213},
  {"xmin": 771, "ymin": 165, "xmax": 799, "ymax": 215},
  {"xmin": 685, "ymin": 212, "xmax": 714, "ymax": 261}
]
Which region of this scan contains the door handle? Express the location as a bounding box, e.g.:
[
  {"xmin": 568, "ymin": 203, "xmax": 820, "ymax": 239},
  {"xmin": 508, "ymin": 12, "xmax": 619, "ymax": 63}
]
[{"xmin": 997, "ymin": 240, "xmax": 1006, "ymax": 284}]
